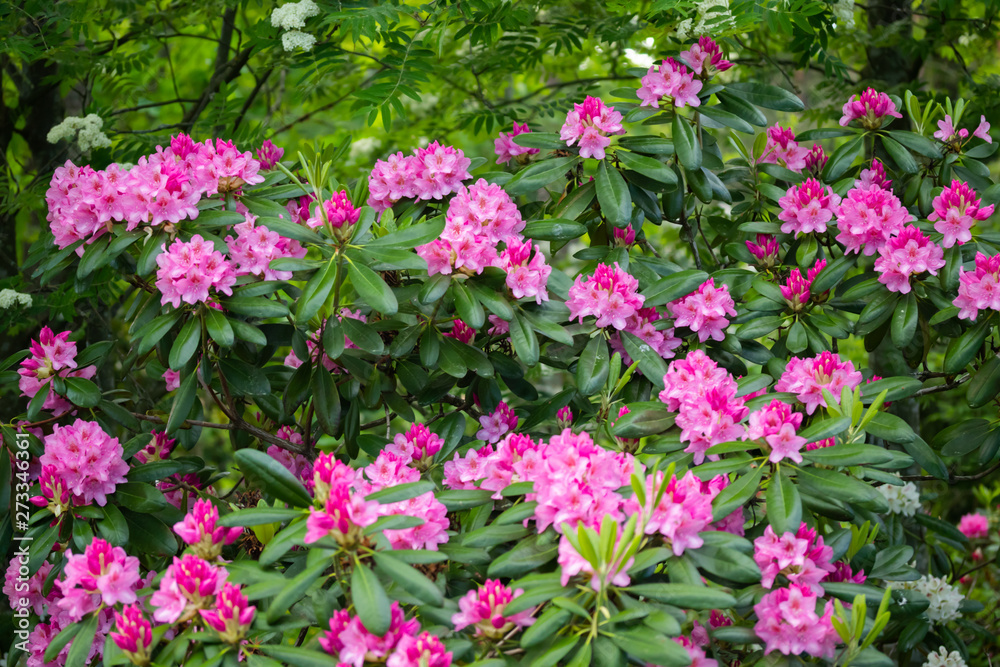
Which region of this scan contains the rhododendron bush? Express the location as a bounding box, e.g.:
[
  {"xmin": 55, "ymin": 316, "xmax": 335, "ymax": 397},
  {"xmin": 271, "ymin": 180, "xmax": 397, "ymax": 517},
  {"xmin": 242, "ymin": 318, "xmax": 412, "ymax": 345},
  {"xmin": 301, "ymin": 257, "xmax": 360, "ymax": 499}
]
[{"xmin": 8, "ymin": 35, "xmax": 1000, "ymax": 667}]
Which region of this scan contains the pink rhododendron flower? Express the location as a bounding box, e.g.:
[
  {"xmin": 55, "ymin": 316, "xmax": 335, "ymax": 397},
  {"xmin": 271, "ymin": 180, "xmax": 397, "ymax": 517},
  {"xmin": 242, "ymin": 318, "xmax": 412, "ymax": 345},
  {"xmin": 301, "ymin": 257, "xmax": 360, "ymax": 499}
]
[
  {"xmin": 358, "ymin": 452, "xmax": 450, "ymax": 551},
  {"xmin": 200, "ymin": 583, "xmax": 256, "ymax": 644},
  {"xmin": 443, "ymin": 444, "xmax": 493, "ymax": 491},
  {"xmin": 659, "ymin": 349, "xmax": 733, "ymax": 411},
  {"xmin": 444, "ymin": 319, "xmax": 476, "ymax": 344},
  {"xmin": 754, "ymin": 585, "xmax": 839, "ymax": 658},
  {"xmin": 781, "ymin": 259, "xmax": 827, "ymax": 312},
  {"xmin": 929, "ymin": 180, "xmax": 994, "ymax": 248},
  {"xmin": 388, "ymin": 422, "xmax": 444, "ymax": 465},
  {"xmin": 804, "ymin": 143, "xmax": 828, "ymax": 174},
  {"xmin": 673, "ymin": 635, "xmax": 720, "ymax": 667},
  {"xmin": 828, "ymin": 561, "xmax": 867, "ymax": 584},
  {"xmin": 557, "ymin": 405, "xmax": 573, "ymax": 428},
  {"xmin": 958, "ymin": 513, "xmax": 989, "ymax": 539},
  {"xmin": 668, "ymin": 277, "xmax": 736, "ymax": 342},
  {"xmin": 637, "ymin": 58, "xmax": 703, "ymax": 109},
  {"xmin": 560, "ymin": 96, "xmax": 625, "ymax": 159},
  {"xmin": 494, "ymin": 122, "xmax": 540, "ymax": 164},
  {"xmin": 226, "ymin": 214, "xmax": 307, "ymax": 281},
  {"xmin": 40, "ymin": 419, "xmax": 128, "ymax": 507},
  {"xmin": 111, "ymin": 604, "xmax": 153, "ymax": 664},
  {"xmin": 150, "ymin": 554, "xmax": 228, "ymax": 624},
  {"xmin": 134, "ymin": 430, "xmax": 176, "ymax": 464},
  {"xmin": 268, "ymin": 438, "xmax": 313, "ymax": 491},
  {"xmin": 954, "ymin": 251, "xmax": 1000, "ymax": 321},
  {"xmin": 443, "ymin": 433, "xmax": 539, "ymax": 498},
  {"xmin": 477, "ymin": 400, "xmax": 518, "ymax": 443},
  {"xmin": 163, "ymin": 368, "xmax": 181, "ymax": 391},
  {"xmin": 211, "ymin": 138, "xmax": 266, "ymax": 192},
  {"xmin": 835, "ymin": 185, "xmax": 912, "ymax": 255},
  {"xmin": 412, "ymin": 141, "xmax": 473, "ymax": 200},
  {"xmin": 975, "ymin": 115, "xmax": 992, "ymax": 143},
  {"xmin": 747, "ymin": 233, "xmax": 781, "ymax": 267},
  {"xmin": 256, "ymin": 139, "xmax": 284, "ymax": 170},
  {"xmin": 306, "ymin": 454, "xmax": 379, "ymax": 547},
  {"xmin": 775, "ymin": 352, "xmax": 863, "ymax": 414},
  {"xmin": 625, "ymin": 469, "xmax": 717, "ymax": 555},
  {"xmin": 499, "ymin": 238, "xmax": 552, "ymax": 303},
  {"xmin": 745, "ymin": 400, "xmax": 808, "ymax": 464},
  {"xmin": 3, "ymin": 560, "xmax": 53, "ymax": 616},
  {"xmin": 679, "ymin": 36, "xmax": 732, "ymax": 76},
  {"xmin": 934, "ymin": 114, "xmax": 966, "ymax": 143},
  {"xmin": 567, "ymin": 262, "xmax": 645, "ymax": 330},
  {"xmin": 367, "ymin": 151, "xmax": 419, "ymax": 212},
  {"xmin": 452, "ymin": 580, "xmax": 535, "ymax": 638},
  {"xmin": 758, "ymin": 124, "xmax": 809, "ymax": 172},
  {"xmin": 874, "ymin": 225, "xmax": 946, "ymax": 294},
  {"xmin": 610, "ymin": 306, "xmax": 682, "ymax": 366},
  {"xmin": 838, "ymin": 88, "xmax": 902, "ymax": 129},
  {"xmin": 855, "ymin": 158, "xmax": 892, "ymax": 191},
  {"xmin": 173, "ymin": 498, "xmax": 244, "ymax": 560},
  {"xmin": 56, "ymin": 539, "xmax": 142, "ymax": 621},
  {"xmin": 305, "ymin": 190, "xmax": 362, "ymax": 230},
  {"xmin": 778, "ymin": 179, "xmax": 841, "ymax": 236},
  {"xmin": 155, "ymin": 234, "xmax": 237, "ymax": 307},
  {"xmin": 754, "ymin": 524, "xmax": 836, "ymax": 593},
  {"xmin": 17, "ymin": 326, "xmax": 97, "ymax": 414},
  {"xmin": 319, "ymin": 603, "xmax": 420, "ymax": 667},
  {"xmin": 387, "ymin": 632, "xmax": 452, "ymax": 667}
]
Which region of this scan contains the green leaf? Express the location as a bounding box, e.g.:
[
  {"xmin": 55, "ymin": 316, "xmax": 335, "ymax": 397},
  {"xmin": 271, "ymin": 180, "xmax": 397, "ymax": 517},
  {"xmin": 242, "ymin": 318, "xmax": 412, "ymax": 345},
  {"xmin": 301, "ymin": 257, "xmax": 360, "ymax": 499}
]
[
  {"xmin": 617, "ymin": 151, "xmax": 678, "ymax": 184},
  {"xmin": 452, "ymin": 282, "xmax": 486, "ymax": 329},
  {"xmin": 811, "ymin": 253, "xmax": 856, "ymax": 294},
  {"xmin": 469, "ymin": 282, "xmax": 514, "ymax": 321},
  {"xmin": 711, "ymin": 464, "xmax": 764, "ymax": 521},
  {"xmin": 936, "ymin": 419, "xmax": 992, "ymax": 457},
  {"xmin": 367, "ymin": 217, "xmax": 446, "ymax": 249},
  {"xmin": 435, "ymin": 489, "xmax": 495, "ymax": 511},
  {"xmin": 882, "ymin": 135, "xmax": 918, "ymax": 173},
  {"xmin": 766, "ymin": 468, "xmax": 801, "ymax": 535},
  {"xmin": 796, "ymin": 468, "xmax": 888, "ymax": 511},
  {"xmin": 64, "ymin": 612, "xmax": 99, "ymax": 667},
  {"xmin": 45, "ymin": 619, "xmax": 83, "ymax": 662},
  {"xmin": 596, "ymin": 161, "xmax": 632, "ymax": 227},
  {"xmin": 610, "ymin": 627, "xmax": 691, "ymax": 666},
  {"xmin": 823, "ymin": 134, "xmax": 865, "ymax": 182},
  {"xmin": 724, "ymin": 82, "xmax": 804, "ymax": 111},
  {"xmin": 577, "ymin": 336, "xmax": 610, "ymax": 395},
  {"xmin": 121, "ymin": 509, "xmax": 177, "ymax": 555},
  {"xmin": 351, "ymin": 562, "xmax": 391, "ymax": 635},
  {"xmin": 260, "ymin": 646, "xmax": 343, "ymax": 667},
  {"xmin": 218, "ymin": 507, "xmax": 303, "ymax": 527},
  {"xmin": 860, "ymin": 377, "xmax": 923, "ymax": 403},
  {"xmin": 521, "ymin": 608, "xmax": 572, "ymax": 648},
  {"xmin": 222, "ymin": 296, "xmax": 289, "ymax": 319},
  {"xmin": 205, "ymin": 308, "xmax": 235, "ymax": 347},
  {"xmin": 166, "ymin": 371, "xmax": 198, "ymax": 434},
  {"xmin": 888, "ymin": 130, "xmax": 942, "ymax": 158},
  {"xmin": 511, "ymin": 131, "xmax": 565, "ymax": 149},
  {"xmin": 672, "ymin": 115, "xmax": 702, "ymax": 170},
  {"xmin": 77, "ymin": 235, "xmax": 111, "ymax": 278},
  {"xmin": 373, "ymin": 551, "xmax": 444, "ymax": 605},
  {"xmin": 968, "ymin": 356, "xmax": 1000, "ymax": 408},
  {"xmin": 627, "ymin": 583, "xmax": 736, "ymax": 609},
  {"xmin": 699, "ymin": 105, "xmax": 754, "ymax": 133},
  {"xmin": 509, "ymin": 311, "xmax": 539, "ymax": 366},
  {"xmin": 621, "ymin": 331, "xmax": 669, "ymax": 384},
  {"xmin": 218, "ymin": 358, "xmax": 271, "ymax": 396},
  {"xmin": 296, "ymin": 257, "xmax": 338, "ymax": 324},
  {"xmin": 365, "ymin": 479, "xmax": 435, "ymax": 504},
  {"xmin": 127, "ymin": 458, "xmax": 202, "ymax": 483},
  {"xmin": 891, "ymin": 291, "xmax": 918, "ymax": 347},
  {"xmin": 348, "ymin": 260, "xmax": 398, "ymax": 315},
  {"xmin": 642, "ymin": 269, "xmax": 709, "ymax": 307},
  {"xmin": 613, "ymin": 405, "xmax": 674, "ymax": 438},
  {"xmin": 865, "ymin": 412, "xmax": 916, "ymax": 444},
  {"xmin": 135, "ymin": 311, "xmax": 182, "ymax": 355},
  {"xmin": 340, "ymin": 317, "xmax": 385, "ymax": 356},
  {"xmin": 803, "ymin": 444, "xmax": 896, "ymax": 467},
  {"xmin": 97, "ymin": 504, "xmax": 129, "ymax": 545},
  {"xmin": 267, "ymin": 556, "xmax": 330, "ymax": 622},
  {"xmin": 944, "ymin": 314, "xmax": 996, "ymax": 373},
  {"xmin": 64, "ymin": 377, "xmax": 101, "ymax": 408},
  {"xmin": 169, "ymin": 317, "xmax": 201, "ymax": 370},
  {"xmin": 488, "ymin": 534, "xmax": 559, "ymax": 576},
  {"xmin": 799, "ymin": 416, "xmax": 851, "ymax": 443},
  {"xmin": 522, "ymin": 219, "xmax": 588, "ymax": 241},
  {"xmin": 505, "ymin": 157, "xmax": 579, "ymax": 196},
  {"xmin": 311, "ymin": 368, "xmax": 341, "ymax": 436},
  {"xmin": 235, "ymin": 449, "xmax": 312, "ymax": 507}
]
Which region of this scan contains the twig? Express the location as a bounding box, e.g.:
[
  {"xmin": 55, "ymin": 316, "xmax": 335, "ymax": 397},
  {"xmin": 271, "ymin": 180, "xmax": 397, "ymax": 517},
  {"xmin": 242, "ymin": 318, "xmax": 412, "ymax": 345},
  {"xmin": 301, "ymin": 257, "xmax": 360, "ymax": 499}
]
[{"xmin": 900, "ymin": 461, "xmax": 1000, "ymax": 483}]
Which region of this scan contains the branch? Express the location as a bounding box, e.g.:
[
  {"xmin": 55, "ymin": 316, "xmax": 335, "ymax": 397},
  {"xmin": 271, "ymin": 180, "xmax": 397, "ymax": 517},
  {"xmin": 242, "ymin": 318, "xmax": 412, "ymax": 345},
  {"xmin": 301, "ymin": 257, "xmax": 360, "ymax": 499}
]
[
  {"xmin": 900, "ymin": 461, "xmax": 1000, "ymax": 484},
  {"xmin": 912, "ymin": 375, "xmax": 969, "ymax": 396},
  {"xmin": 130, "ymin": 412, "xmax": 308, "ymax": 455}
]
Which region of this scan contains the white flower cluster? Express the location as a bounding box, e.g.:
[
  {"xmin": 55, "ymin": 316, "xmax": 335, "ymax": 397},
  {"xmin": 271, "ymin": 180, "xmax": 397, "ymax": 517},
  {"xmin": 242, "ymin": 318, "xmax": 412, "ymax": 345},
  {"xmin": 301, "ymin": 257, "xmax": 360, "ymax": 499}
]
[
  {"xmin": 46, "ymin": 114, "xmax": 112, "ymax": 152},
  {"xmin": 271, "ymin": 0, "xmax": 320, "ymax": 51},
  {"xmin": 675, "ymin": 0, "xmax": 734, "ymax": 41},
  {"xmin": 901, "ymin": 575, "xmax": 964, "ymax": 624},
  {"xmin": 923, "ymin": 646, "xmax": 968, "ymax": 667},
  {"xmin": 877, "ymin": 476, "xmax": 922, "ymax": 516},
  {"xmin": 0, "ymin": 288, "xmax": 32, "ymax": 310},
  {"xmin": 832, "ymin": 0, "xmax": 855, "ymax": 30}
]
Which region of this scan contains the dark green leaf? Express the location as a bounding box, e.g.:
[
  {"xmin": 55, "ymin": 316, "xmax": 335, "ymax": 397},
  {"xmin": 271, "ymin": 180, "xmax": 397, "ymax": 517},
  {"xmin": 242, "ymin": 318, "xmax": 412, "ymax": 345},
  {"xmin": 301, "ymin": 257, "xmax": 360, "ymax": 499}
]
[
  {"xmin": 351, "ymin": 562, "xmax": 391, "ymax": 635},
  {"xmin": 672, "ymin": 115, "xmax": 701, "ymax": 170},
  {"xmin": 235, "ymin": 449, "xmax": 312, "ymax": 507}
]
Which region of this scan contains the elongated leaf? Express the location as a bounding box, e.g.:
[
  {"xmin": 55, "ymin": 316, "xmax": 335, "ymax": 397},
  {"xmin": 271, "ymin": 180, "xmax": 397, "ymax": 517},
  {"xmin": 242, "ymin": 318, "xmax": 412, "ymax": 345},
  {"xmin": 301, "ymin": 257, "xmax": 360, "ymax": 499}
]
[
  {"xmin": 348, "ymin": 261, "xmax": 398, "ymax": 315},
  {"xmin": 618, "ymin": 150, "xmax": 678, "ymax": 184},
  {"xmin": 205, "ymin": 307, "xmax": 235, "ymax": 347},
  {"xmin": 766, "ymin": 469, "xmax": 801, "ymax": 535},
  {"xmin": 711, "ymin": 464, "xmax": 764, "ymax": 521},
  {"xmin": 169, "ymin": 317, "xmax": 201, "ymax": 369},
  {"xmin": 596, "ymin": 161, "xmax": 632, "ymax": 227},
  {"xmin": 235, "ymin": 449, "xmax": 312, "ymax": 507},
  {"xmin": 522, "ymin": 220, "xmax": 588, "ymax": 241},
  {"xmin": 627, "ymin": 583, "xmax": 736, "ymax": 609},
  {"xmin": 724, "ymin": 82, "xmax": 805, "ymax": 111},
  {"xmin": 296, "ymin": 257, "xmax": 338, "ymax": 324},
  {"xmin": 64, "ymin": 612, "xmax": 99, "ymax": 667},
  {"xmin": 166, "ymin": 371, "xmax": 198, "ymax": 434},
  {"xmin": 577, "ymin": 336, "xmax": 609, "ymax": 395},
  {"xmin": 351, "ymin": 563, "xmax": 391, "ymax": 635},
  {"xmin": 509, "ymin": 312, "xmax": 539, "ymax": 366},
  {"xmin": 823, "ymin": 135, "xmax": 865, "ymax": 182},
  {"xmin": 643, "ymin": 269, "xmax": 709, "ymax": 307},
  {"xmin": 373, "ymin": 551, "xmax": 443, "ymax": 605},
  {"xmin": 673, "ymin": 115, "xmax": 701, "ymax": 170},
  {"xmin": 505, "ymin": 157, "xmax": 578, "ymax": 196}
]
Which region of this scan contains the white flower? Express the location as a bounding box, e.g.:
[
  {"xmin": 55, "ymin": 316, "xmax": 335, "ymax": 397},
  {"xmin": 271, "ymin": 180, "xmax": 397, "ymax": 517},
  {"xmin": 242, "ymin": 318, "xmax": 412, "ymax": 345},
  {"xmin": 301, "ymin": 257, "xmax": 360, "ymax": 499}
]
[
  {"xmin": 0, "ymin": 288, "xmax": 32, "ymax": 309},
  {"xmin": 282, "ymin": 29, "xmax": 317, "ymax": 52},
  {"xmin": 271, "ymin": 0, "xmax": 319, "ymax": 30},
  {"xmin": 349, "ymin": 137, "xmax": 382, "ymax": 160},
  {"xmin": 832, "ymin": 0, "xmax": 855, "ymax": 30},
  {"xmin": 877, "ymin": 476, "xmax": 921, "ymax": 516},
  {"xmin": 900, "ymin": 575, "xmax": 964, "ymax": 624},
  {"xmin": 923, "ymin": 646, "xmax": 968, "ymax": 667},
  {"xmin": 46, "ymin": 114, "xmax": 111, "ymax": 152}
]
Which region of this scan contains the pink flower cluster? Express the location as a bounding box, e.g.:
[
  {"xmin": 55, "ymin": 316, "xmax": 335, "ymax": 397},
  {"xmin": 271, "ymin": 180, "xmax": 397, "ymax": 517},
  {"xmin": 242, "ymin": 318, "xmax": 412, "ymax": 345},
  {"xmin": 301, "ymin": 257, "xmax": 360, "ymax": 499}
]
[
  {"xmin": 155, "ymin": 234, "xmax": 237, "ymax": 307},
  {"xmin": 626, "ymin": 469, "xmax": 719, "ymax": 555},
  {"xmin": 268, "ymin": 437, "xmax": 314, "ymax": 491},
  {"xmin": 38, "ymin": 418, "xmax": 129, "ymax": 507},
  {"xmin": 747, "ymin": 234, "xmax": 781, "ymax": 268},
  {"xmin": 257, "ymin": 139, "xmax": 284, "ymax": 169},
  {"xmin": 56, "ymin": 538, "xmax": 142, "ymax": 622},
  {"xmin": 668, "ymin": 277, "xmax": 736, "ymax": 342},
  {"xmin": 387, "ymin": 422, "xmax": 444, "ymax": 467},
  {"xmin": 754, "ymin": 584, "xmax": 839, "ymax": 658},
  {"xmin": 499, "ymin": 238, "xmax": 552, "ymax": 303},
  {"xmin": 775, "ymin": 352, "xmax": 863, "ymax": 414},
  {"xmin": 835, "ymin": 184, "xmax": 913, "ymax": 255},
  {"xmin": 4, "ymin": 560, "xmax": 53, "ymax": 617},
  {"xmin": 321, "ymin": 603, "xmax": 451, "ymax": 667},
  {"xmin": 452, "ymin": 579, "xmax": 535, "ymax": 638},
  {"xmin": 754, "ymin": 524, "xmax": 835, "ymax": 593},
  {"xmin": 151, "ymin": 553, "xmax": 227, "ymax": 623},
  {"xmin": 934, "ymin": 114, "xmax": 992, "ymax": 145},
  {"xmin": 173, "ymin": 498, "xmax": 244, "ymax": 560},
  {"xmin": 445, "ymin": 319, "xmax": 476, "ymax": 343},
  {"xmin": 958, "ymin": 512, "xmax": 989, "ymax": 539},
  {"xmin": 609, "ymin": 306, "xmax": 682, "ymax": 366},
  {"xmin": 781, "ymin": 259, "xmax": 827, "ymax": 312},
  {"xmin": 679, "ymin": 36, "xmax": 733, "ymax": 77},
  {"xmin": 134, "ymin": 430, "xmax": 176, "ymax": 464},
  {"xmin": 745, "ymin": 400, "xmax": 808, "ymax": 464},
  {"xmin": 18, "ymin": 326, "xmax": 97, "ymax": 414},
  {"xmin": 359, "ymin": 452, "xmax": 450, "ymax": 551},
  {"xmin": 367, "ymin": 142, "xmax": 472, "ymax": 212},
  {"xmin": 200, "ymin": 582, "xmax": 256, "ymax": 644},
  {"xmin": 306, "ymin": 190, "xmax": 362, "ymax": 230},
  {"xmin": 306, "ymin": 453, "xmax": 379, "ymax": 547},
  {"xmin": 759, "ymin": 125, "xmax": 809, "ymax": 172},
  {"xmin": 226, "ymin": 214, "xmax": 306, "ymax": 281},
  {"xmin": 567, "ymin": 262, "xmax": 645, "ymax": 330},
  {"xmin": 559, "ymin": 96, "xmax": 625, "ymax": 159},
  {"xmin": 873, "ymin": 225, "xmax": 946, "ymax": 294},
  {"xmin": 659, "ymin": 350, "xmax": 748, "ymax": 464},
  {"xmin": 477, "ymin": 401, "xmax": 519, "ymax": 443},
  {"xmin": 954, "ymin": 252, "xmax": 1000, "ymax": 321},
  {"xmin": 495, "ymin": 122, "xmax": 540, "ymax": 165},
  {"xmin": 778, "ymin": 179, "xmax": 841, "ymax": 237},
  {"xmin": 838, "ymin": 88, "xmax": 902, "ymax": 129},
  {"xmin": 804, "ymin": 144, "xmax": 828, "ymax": 174},
  {"xmin": 111, "ymin": 604, "xmax": 154, "ymax": 664},
  {"xmin": 444, "ymin": 432, "xmax": 539, "ymax": 499},
  {"xmin": 929, "ymin": 180, "xmax": 994, "ymax": 248},
  {"xmin": 637, "ymin": 59, "xmax": 703, "ymax": 110},
  {"xmin": 31, "ymin": 464, "xmax": 72, "ymax": 517}
]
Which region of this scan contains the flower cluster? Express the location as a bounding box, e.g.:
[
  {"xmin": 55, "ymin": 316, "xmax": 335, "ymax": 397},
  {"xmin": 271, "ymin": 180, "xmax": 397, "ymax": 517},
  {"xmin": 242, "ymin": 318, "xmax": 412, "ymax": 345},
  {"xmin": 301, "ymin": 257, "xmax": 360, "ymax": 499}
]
[
  {"xmin": 155, "ymin": 234, "xmax": 237, "ymax": 307},
  {"xmin": 873, "ymin": 225, "xmax": 946, "ymax": 294},
  {"xmin": 626, "ymin": 469, "xmax": 720, "ymax": 555},
  {"xmin": 257, "ymin": 139, "xmax": 284, "ymax": 170},
  {"xmin": 838, "ymin": 88, "xmax": 902, "ymax": 129},
  {"xmin": 753, "ymin": 584, "xmax": 839, "ymax": 658},
  {"xmin": 923, "ymin": 647, "xmax": 969, "ymax": 667},
  {"xmin": 173, "ymin": 498, "xmax": 244, "ymax": 560},
  {"xmin": 321, "ymin": 602, "xmax": 450, "ymax": 667},
  {"xmin": 835, "ymin": 183, "xmax": 913, "ymax": 256},
  {"xmin": 305, "ymin": 453, "xmax": 379, "ymax": 547},
  {"xmin": 387, "ymin": 422, "xmax": 444, "ymax": 466},
  {"xmin": 804, "ymin": 143, "xmax": 828, "ymax": 174},
  {"xmin": 759, "ymin": 124, "xmax": 809, "ymax": 171},
  {"xmin": 452, "ymin": 580, "xmax": 535, "ymax": 638},
  {"xmin": 134, "ymin": 430, "xmax": 176, "ymax": 463},
  {"xmin": 498, "ymin": 238, "xmax": 551, "ymax": 303},
  {"xmin": 477, "ymin": 401, "xmax": 518, "ymax": 443},
  {"xmin": 668, "ymin": 277, "xmax": 736, "ymax": 342},
  {"xmin": 747, "ymin": 233, "xmax": 781, "ymax": 267},
  {"xmin": 226, "ymin": 214, "xmax": 307, "ymax": 281},
  {"xmin": 56, "ymin": 539, "xmax": 142, "ymax": 621},
  {"xmin": 957, "ymin": 512, "xmax": 989, "ymax": 539},
  {"xmin": 367, "ymin": 141, "xmax": 472, "ymax": 212},
  {"xmin": 745, "ymin": 399, "xmax": 808, "ymax": 464},
  {"xmin": 200, "ymin": 582, "xmax": 256, "ymax": 644},
  {"xmin": 494, "ymin": 122, "xmax": 540, "ymax": 164},
  {"xmin": 110, "ymin": 605, "xmax": 154, "ymax": 665},
  {"xmin": 37, "ymin": 419, "xmax": 129, "ymax": 507},
  {"xmin": 660, "ymin": 350, "xmax": 748, "ymax": 463},
  {"xmin": 305, "ymin": 190, "xmax": 363, "ymax": 230},
  {"xmin": 566, "ymin": 262, "xmax": 645, "ymax": 329},
  {"xmin": 900, "ymin": 574, "xmax": 964, "ymax": 624},
  {"xmin": 876, "ymin": 475, "xmax": 922, "ymax": 516},
  {"xmin": 679, "ymin": 36, "xmax": 733, "ymax": 76},
  {"xmin": 954, "ymin": 251, "xmax": 1000, "ymax": 321},
  {"xmin": 359, "ymin": 452, "xmax": 450, "ymax": 551},
  {"xmin": 609, "ymin": 306, "xmax": 682, "ymax": 366},
  {"xmin": 934, "ymin": 114, "xmax": 992, "ymax": 146},
  {"xmin": 856, "ymin": 158, "xmax": 891, "ymax": 191},
  {"xmin": 18, "ymin": 326, "xmax": 97, "ymax": 414},
  {"xmin": 637, "ymin": 58, "xmax": 703, "ymax": 109},
  {"xmin": 929, "ymin": 180, "xmax": 994, "ymax": 248},
  {"xmin": 775, "ymin": 351, "xmax": 863, "ymax": 414},
  {"xmin": 781, "ymin": 259, "xmax": 826, "ymax": 312},
  {"xmin": 778, "ymin": 179, "xmax": 841, "ymax": 236},
  {"xmin": 754, "ymin": 524, "xmax": 836, "ymax": 593},
  {"xmin": 559, "ymin": 96, "xmax": 625, "ymax": 159}
]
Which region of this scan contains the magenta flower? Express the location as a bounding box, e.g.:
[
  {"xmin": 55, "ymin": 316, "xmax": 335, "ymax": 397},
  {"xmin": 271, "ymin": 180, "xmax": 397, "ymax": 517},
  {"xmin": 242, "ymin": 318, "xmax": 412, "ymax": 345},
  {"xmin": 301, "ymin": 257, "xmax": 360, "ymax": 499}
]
[
  {"xmin": 613, "ymin": 224, "xmax": 636, "ymax": 247},
  {"xmin": 111, "ymin": 604, "xmax": 154, "ymax": 664},
  {"xmin": 29, "ymin": 464, "xmax": 72, "ymax": 517},
  {"xmin": 18, "ymin": 326, "xmax": 97, "ymax": 414},
  {"xmin": 774, "ymin": 351, "xmax": 863, "ymax": 414},
  {"xmin": 494, "ymin": 122, "xmax": 540, "ymax": 165},
  {"xmin": 781, "ymin": 259, "xmax": 827, "ymax": 312},
  {"xmin": 804, "ymin": 143, "xmax": 828, "ymax": 174},
  {"xmin": 874, "ymin": 225, "xmax": 946, "ymax": 294},
  {"xmin": 838, "ymin": 88, "xmax": 902, "ymax": 129},
  {"xmin": 256, "ymin": 139, "xmax": 284, "ymax": 170},
  {"xmin": 747, "ymin": 234, "xmax": 781, "ymax": 268},
  {"xmin": 958, "ymin": 513, "xmax": 989, "ymax": 539},
  {"xmin": 319, "ymin": 602, "xmax": 420, "ymax": 667},
  {"xmin": 556, "ymin": 406, "xmax": 573, "ymax": 427},
  {"xmin": 668, "ymin": 277, "xmax": 736, "ymax": 342},
  {"xmin": 388, "ymin": 422, "xmax": 445, "ymax": 465},
  {"xmin": 609, "ymin": 306, "xmax": 682, "ymax": 367},
  {"xmin": 225, "ymin": 215, "xmax": 307, "ymax": 281},
  {"xmin": 835, "ymin": 185, "xmax": 912, "ymax": 256},
  {"xmin": 679, "ymin": 36, "xmax": 733, "ymax": 77},
  {"xmin": 359, "ymin": 452, "xmax": 450, "ymax": 551},
  {"xmin": 934, "ymin": 114, "xmax": 966, "ymax": 143},
  {"xmin": 3, "ymin": 560, "xmax": 53, "ymax": 617},
  {"xmin": 412, "ymin": 141, "xmax": 473, "ymax": 200},
  {"xmin": 854, "ymin": 158, "xmax": 892, "ymax": 191},
  {"xmin": 155, "ymin": 234, "xmax": 237, "ymax": 307},
  {"xmin": 559, "ymin": 96, "xmax": 625, "ymax": 159},
  {"xmin": 637, "ymin": 59, "xmax": 703, "ymax": 109},
  {"xmin": 444, "ymin": 319, "xmax": 476, "ymax": 344},
  {"xmin": 673, "ymin": 635, "xmax": 719, "ymax": 667},
  {"xmin": 305, "ymin": 460, "xmax": 378, "ymax": 547},
  {"xmin": 975, "ymin": 115, "xmax": 992, "ymax": 143},
  {"xmin": 929, "ymin": 180, "xmax": 994, "ymax": 248},
  {"xmin": 659, "ymin": 349, "xmax": 733, "ymax": 411},
  {"xmin": 150, "ymin": 554, "xmax": 228, "ymax": 624},
  {"xmin": 499, "ymin": 238, "xmax": 552, "ymax": 304},
  {"xmin": 386, "ymin": 631, "xmax": 453, "ymax": 667},
  {"xmin": 566, "ymin": 262, "xmax": 645, "ymax": 330},
  {"xmin": 305, "ymin": 190, "xmax": 362, "ymax": 230},
  {"xmin": 211, "ymin": 138, "xmax": 265, "ymax": 192},
  {"xmin": 754, "ymin": 524, "xmax": 835, "ymax": 593},
  {"xmin": 754, "ymin": 584, "xmax": 839, "ymax": 658},
  {"xmin": 625, "ymin": 469, "xmax": 716, "ymax": 555},
  {"xmin": 675, "ymin": 384, "xmax": 748, "ymax": 463},
  {"xmin": 828, "ymin": 560, "xmax": 867, "ymax": 584},
  {"xmin": 745, "ymin": 400, "xmax": 808, "ymax": 464},
  {"xmin": 779, "ymin": 179, "xmax": 841, "ymax": 237},
  {"xmin": 452, "ymin": 580, "xmax": 536, "ymax": 638},
  {"xmin": 477, "ymin": 401, "xmax": 518, "ymax": 443},
  {"xmin": 135, "ymin": 430, "xmax": 176, "ymax": 464},
  {"xmin": 40, "ymin": 419, "xmax": 128, "ymax": 507},
  {"xmin": 173, "ymin": 498, "xmax": 244, "ymax": 560},
  {"xmin": 200, "ymin": 583, "xmax": 256, "ymax": 644},
  {"xmin": 368, "ymin": 151, "xmax": 420, "ymax": 212},
  {"xmin": 162, "ymin": 369, "xmax": 181, "ymax": 391},
  {"xmin": 758, "ymin": 124, "xmax": 810, "ymax": 172},
  {"xmin": 268, "ymin": 439, "xmax": 313, "ymax": 491},
  {"xmin": 56, "ymin": 539, "xmax": 142, "ymax": 622},
  {"xmin": 954, "ymin": 251, "xmax": 1000, "ymax": 321}
]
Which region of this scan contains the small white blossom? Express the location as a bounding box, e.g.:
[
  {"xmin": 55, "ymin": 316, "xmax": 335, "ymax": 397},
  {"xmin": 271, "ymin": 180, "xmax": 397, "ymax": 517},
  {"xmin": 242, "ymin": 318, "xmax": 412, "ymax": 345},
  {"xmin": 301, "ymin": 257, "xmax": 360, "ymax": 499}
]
[
  {"xmin": 0, "ymin": 288, "xmax": 32, "ymax": 309},
  {"xmin": 46, "ymin": 114, "xmax": 112, "ymax": 152},
  {"xmin": 923, "ymin": 646, "xmax": 968, "ymax": 667},
  {"xmin": 877, "ymin": 476, "xmax": 922, "ymax": 516},
  {"xmin": 901, "ymin": 575, "xmax": 964, "ymax": 624},
  {"xmin": 282, "ymin": 29, "xmax": 317, "ymax": 52},
  {"xmin": 271, "ymin": 0, "xmax": 319, "ymax": 30}
]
